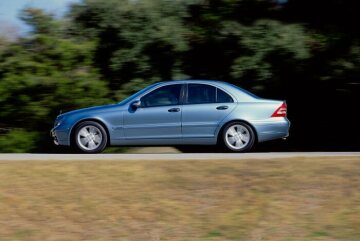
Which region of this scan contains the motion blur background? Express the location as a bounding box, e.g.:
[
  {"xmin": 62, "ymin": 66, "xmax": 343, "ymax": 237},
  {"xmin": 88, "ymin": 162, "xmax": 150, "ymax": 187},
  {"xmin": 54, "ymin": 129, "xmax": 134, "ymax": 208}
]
[{"xmin": 0, "ymin": 0, "xmax": 359, "ymax": 153}]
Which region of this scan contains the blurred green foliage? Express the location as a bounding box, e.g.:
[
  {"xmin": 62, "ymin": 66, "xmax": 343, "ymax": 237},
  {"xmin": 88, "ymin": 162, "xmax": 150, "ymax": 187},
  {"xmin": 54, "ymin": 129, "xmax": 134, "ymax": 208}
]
[
  {"xmin": 0, "ymin": 0, "xmax": 359, "ymax": 152},
  {"xmin": 0, "ymin": 129, "xmax": 39, "ymax": 153}
]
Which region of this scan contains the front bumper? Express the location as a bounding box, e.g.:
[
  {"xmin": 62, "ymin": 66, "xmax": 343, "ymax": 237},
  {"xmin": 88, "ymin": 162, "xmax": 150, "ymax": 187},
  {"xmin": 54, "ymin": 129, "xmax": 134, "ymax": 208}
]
[
  {"xmin": 50, "ymin": 126, "xmax": 70, "ymax": 146},
  {"xmin": 50, "ymin": 129, "xmax": 59, "ymax": 145}
]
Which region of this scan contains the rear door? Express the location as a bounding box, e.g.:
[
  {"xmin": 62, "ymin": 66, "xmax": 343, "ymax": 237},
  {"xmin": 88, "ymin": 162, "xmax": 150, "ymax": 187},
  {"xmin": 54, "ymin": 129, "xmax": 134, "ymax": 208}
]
[{"xmin": 181, "ymin": 83, "xmax": 236, "ymax": 138}]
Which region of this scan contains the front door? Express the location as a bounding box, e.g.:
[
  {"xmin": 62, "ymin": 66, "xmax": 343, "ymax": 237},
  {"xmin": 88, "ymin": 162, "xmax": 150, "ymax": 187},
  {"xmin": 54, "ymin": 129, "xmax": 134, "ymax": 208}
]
[{"xmin": 123, "ymin": 84, "xmax": 183, "ymax": 143}]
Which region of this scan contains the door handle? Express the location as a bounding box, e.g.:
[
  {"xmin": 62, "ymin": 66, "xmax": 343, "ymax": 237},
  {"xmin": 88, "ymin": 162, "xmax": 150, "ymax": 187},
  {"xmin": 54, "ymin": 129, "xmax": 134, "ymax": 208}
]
[
  {"xmin": 216, "ymin": 105, "xmax": 228, "ymax": 110},
  {"xmin": 168, "ymin": 108, "xmax": 180, "ymax": 112}
]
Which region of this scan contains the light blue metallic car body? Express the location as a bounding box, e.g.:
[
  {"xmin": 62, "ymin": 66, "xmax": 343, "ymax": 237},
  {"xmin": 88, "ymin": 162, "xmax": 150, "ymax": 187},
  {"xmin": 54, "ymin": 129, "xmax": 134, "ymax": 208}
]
[{"xmin": 51, "ymin": 80, "xmax": 290, "ymax": 147}]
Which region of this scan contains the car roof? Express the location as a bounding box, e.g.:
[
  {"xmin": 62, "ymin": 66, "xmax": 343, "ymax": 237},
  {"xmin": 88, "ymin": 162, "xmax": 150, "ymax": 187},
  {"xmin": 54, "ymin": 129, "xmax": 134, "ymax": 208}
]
[
  {"xmin": 158, "ymin": 79, "xmax": 233, "ymax": 88},
  {"xmin": 160, "ymin": 79, "xmax": 223, "ymax": 84},
  {"xmin": 156, "ymin": 80, "xmax": 257, "ymax": 101}
]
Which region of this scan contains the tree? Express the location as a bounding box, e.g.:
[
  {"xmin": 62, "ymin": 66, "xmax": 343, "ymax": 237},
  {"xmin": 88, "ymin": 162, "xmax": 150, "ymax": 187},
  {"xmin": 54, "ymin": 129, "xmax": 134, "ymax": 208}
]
[
  {"xmin": 0, "ymin": 8, "xmax": 110, "ymax": 152},
  {"xmin": 69, "ymin": 0, "xmax": 190, "ymax": 98},
  {"xmin": 1, "ymin": 0, "xmax": 359, "ymax": 152},
  {"xmin": 69, "ymin": 0, "xmax": 312, "ymax": 95}
]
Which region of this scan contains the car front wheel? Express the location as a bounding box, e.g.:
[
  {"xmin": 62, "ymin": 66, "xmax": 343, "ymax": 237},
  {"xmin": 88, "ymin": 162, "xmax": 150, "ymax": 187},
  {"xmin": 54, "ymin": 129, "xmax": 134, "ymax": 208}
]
[
  {"xmin": 222, "ymin": 122, "xmax": 255, "ymax": 152},
  {"xmin": 74, "ymin": 121, "xmax": 107, "ymax": 153}
]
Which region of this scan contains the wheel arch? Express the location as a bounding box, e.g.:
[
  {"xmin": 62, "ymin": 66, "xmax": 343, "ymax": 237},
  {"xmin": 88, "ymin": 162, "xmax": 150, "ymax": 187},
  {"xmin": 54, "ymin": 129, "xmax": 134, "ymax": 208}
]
[
  {"xmin": 69, "ymin": 118, "xmax": 111, "ymax": 147},
  {"xmin": 216, "ymin": 119, "xmax": 258, "ymax": 145}
]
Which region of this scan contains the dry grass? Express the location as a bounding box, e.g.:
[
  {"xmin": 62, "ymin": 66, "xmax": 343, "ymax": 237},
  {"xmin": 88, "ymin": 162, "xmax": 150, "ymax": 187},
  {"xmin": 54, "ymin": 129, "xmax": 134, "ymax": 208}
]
[{"xmin": 0, "ymin": 157, "xmax": 359, "ymax": 241}]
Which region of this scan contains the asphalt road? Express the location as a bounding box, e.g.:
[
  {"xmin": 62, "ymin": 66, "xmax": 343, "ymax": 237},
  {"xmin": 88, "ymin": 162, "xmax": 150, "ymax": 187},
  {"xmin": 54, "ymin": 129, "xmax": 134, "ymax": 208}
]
[{"xmin": 0, "ymin": 152, "xmax": 359, "ymax": 161}]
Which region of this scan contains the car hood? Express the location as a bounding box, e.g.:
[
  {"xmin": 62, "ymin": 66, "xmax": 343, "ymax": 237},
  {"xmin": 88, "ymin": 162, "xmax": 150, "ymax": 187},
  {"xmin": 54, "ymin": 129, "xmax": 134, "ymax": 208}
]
[{"xmin": 58, "ymin": 104, "xmax": 118, "ymax": 118}]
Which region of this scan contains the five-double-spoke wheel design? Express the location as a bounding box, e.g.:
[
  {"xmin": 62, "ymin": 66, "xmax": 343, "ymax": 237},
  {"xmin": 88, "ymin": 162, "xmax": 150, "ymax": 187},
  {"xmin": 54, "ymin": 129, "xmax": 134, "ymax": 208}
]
[
  {"xmin": 222, "ymin": 122, "xmax": 255, "ymax": 152},
  {"xmin": 74, "ymin": 121, "xmax": 107, "ymax": 153}
]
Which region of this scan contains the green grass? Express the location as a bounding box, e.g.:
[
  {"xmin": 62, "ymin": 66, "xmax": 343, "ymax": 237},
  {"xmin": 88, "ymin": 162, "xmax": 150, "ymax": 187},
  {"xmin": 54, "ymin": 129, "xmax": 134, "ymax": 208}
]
[
  {"xmin": 0, "ymin": 157, "xmax": 359, "ymax": 241},
  {"xmin": 206, "ymin": 230, "xmax": 223, "ymax": 238},
  {"xmin": 311, "ymin": 230, "xmax": 329, "ymax": 237}
]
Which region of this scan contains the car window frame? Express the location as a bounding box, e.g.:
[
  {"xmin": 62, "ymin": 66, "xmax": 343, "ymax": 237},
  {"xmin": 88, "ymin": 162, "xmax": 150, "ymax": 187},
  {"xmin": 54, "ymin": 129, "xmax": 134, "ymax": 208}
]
[
  {"xmin": 139, "ymin": 83, "xmax": 185, "ymax": 108},
  {"xmin": 184, "ymin": 83, "xmax": 234, "ymax": 105}
]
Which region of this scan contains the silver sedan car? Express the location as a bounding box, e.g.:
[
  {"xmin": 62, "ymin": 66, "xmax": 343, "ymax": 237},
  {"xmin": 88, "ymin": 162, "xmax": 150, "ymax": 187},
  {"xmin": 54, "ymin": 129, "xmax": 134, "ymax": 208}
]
[{"xmin": 51, "ymin": 80, "xmax": 290, "ymax": 153}]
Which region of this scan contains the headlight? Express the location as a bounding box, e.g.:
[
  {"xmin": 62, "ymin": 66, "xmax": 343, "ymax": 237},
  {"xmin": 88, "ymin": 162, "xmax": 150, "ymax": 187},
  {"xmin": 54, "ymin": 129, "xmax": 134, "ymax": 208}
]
[
  {"xmin": 54, "ymin": 120, "xmax": 62, "ymax": 127},
  {"xmin": 54, "ymin": 116, "xmax": 65, "ymax": 127}
]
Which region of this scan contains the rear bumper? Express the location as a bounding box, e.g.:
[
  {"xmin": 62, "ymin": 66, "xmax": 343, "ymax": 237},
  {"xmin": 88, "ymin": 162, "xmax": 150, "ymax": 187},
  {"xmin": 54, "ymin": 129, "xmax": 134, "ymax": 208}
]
[
  {"xmin": 252, "ymin": 117, "xmax": 290, "ymax": 142},
  {"xmin": 50, "ymin": 127, "xmax": 70, "ymax": 146}
]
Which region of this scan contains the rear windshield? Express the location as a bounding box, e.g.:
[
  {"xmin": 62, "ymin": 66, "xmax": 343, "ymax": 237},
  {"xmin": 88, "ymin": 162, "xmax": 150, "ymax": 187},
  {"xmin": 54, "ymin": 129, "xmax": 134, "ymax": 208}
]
[{"xmin": 227, "ymin": 83, "xmax": 259, "ymax": 99}]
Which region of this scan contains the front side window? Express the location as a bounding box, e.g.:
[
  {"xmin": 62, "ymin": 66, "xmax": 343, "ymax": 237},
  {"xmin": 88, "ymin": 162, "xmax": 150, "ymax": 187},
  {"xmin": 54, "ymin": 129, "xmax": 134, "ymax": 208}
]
[
  {"xmin": 141, "ymin": 84, "xmax": 182, "ymax": 107},
  {"xmin": 187, "ymin": 84, "xmax": 216, "ymax": 104}
]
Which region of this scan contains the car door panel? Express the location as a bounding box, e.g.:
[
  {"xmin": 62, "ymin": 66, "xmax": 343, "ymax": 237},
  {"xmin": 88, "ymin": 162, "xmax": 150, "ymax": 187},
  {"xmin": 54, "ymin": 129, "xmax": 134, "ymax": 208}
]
[
  {"xmin": 123, "ymin": 106, "xmax": 182, "ymax": 139},
  {"xmin": 122, "ymin": 84, "xmax": 183, "ymax": 143},
  {"xmin": 182, "ymin": 103, "xmax": 236, "ymax": 138},
  {"xmin": 182, "ymin": 83, "xmax": 236, "ymax": 139}
]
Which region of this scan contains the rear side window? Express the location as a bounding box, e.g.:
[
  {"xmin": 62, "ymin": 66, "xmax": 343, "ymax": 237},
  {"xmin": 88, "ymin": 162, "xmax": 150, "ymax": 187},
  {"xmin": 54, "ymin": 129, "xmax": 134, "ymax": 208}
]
[
  {"xmin": 187, "ymin": 84, "xmax": 234, "ymax": 104},
  {"xmin": 187, "ymin": 84, "xmax": 216, "ymax": 104},
  {"xmin": 141, "ymin": 84, "xmax": 182, "ymax": 107},
  {"xmin": 217, "ymin": 88, "xmax": 234, "ymax": 103}
]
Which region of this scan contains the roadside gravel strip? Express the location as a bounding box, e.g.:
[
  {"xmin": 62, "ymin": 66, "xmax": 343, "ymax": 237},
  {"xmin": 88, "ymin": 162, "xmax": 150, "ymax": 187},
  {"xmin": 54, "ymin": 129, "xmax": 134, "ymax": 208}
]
[{"xmin": 0, "ymin": 152, "xmax": 359, "ymax": 161}]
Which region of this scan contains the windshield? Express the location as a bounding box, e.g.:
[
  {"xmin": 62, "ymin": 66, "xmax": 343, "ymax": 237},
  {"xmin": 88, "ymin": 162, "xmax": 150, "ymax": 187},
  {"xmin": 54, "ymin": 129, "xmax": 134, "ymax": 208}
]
[{"xmin": 118, "ymin": 83, "xmax": 160, "ymax": 105}]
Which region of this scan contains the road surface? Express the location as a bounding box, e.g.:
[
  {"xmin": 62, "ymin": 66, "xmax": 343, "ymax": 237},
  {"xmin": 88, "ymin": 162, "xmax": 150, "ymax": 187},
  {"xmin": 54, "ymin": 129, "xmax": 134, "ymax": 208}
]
[{"xmin": 0, "ymin": 152, "xmax": 359, "ymax": 161}]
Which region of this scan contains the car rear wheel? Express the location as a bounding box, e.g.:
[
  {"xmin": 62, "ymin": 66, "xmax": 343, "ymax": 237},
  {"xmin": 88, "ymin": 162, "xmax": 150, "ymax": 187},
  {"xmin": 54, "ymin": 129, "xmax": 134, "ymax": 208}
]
[
  {"xmin": 74, "ymin": 121, "xmax": 107, "ymax": 153},
  {"xmin": 221, "ymin": 122, "xmax": 255, "ymax": 152}
]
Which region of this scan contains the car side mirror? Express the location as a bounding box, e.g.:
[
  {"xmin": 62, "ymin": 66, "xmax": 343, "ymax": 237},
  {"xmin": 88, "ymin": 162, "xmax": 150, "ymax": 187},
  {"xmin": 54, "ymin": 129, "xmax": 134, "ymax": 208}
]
[{"xmin": 131, "ymin": 100, "xmax": 141, "ymax": 109}]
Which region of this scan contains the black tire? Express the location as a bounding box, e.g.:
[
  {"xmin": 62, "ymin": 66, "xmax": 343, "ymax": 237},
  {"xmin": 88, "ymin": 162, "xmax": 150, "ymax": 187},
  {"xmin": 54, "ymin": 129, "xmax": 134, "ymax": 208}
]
[
  {"xmin": 74, "ymin": 121, "xmax": 108, "ymax": 153},
  {"xmin": 221, "ymin": 122, "xmax": 255, "ymax": 152}
]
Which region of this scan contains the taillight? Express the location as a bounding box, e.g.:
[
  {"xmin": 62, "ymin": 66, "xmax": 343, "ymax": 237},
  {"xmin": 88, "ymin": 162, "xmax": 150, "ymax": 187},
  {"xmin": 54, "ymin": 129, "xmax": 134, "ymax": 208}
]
[{"xmin": 271, "ymin": 102, "xmax": 287, "ymax": 117}]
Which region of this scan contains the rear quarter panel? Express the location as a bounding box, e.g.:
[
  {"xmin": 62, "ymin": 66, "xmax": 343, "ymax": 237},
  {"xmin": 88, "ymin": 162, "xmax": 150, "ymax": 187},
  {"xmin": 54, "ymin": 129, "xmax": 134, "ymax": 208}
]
[{"xmin": 217, "ymin": 100, "xmax": 290, "ymax": 142}]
